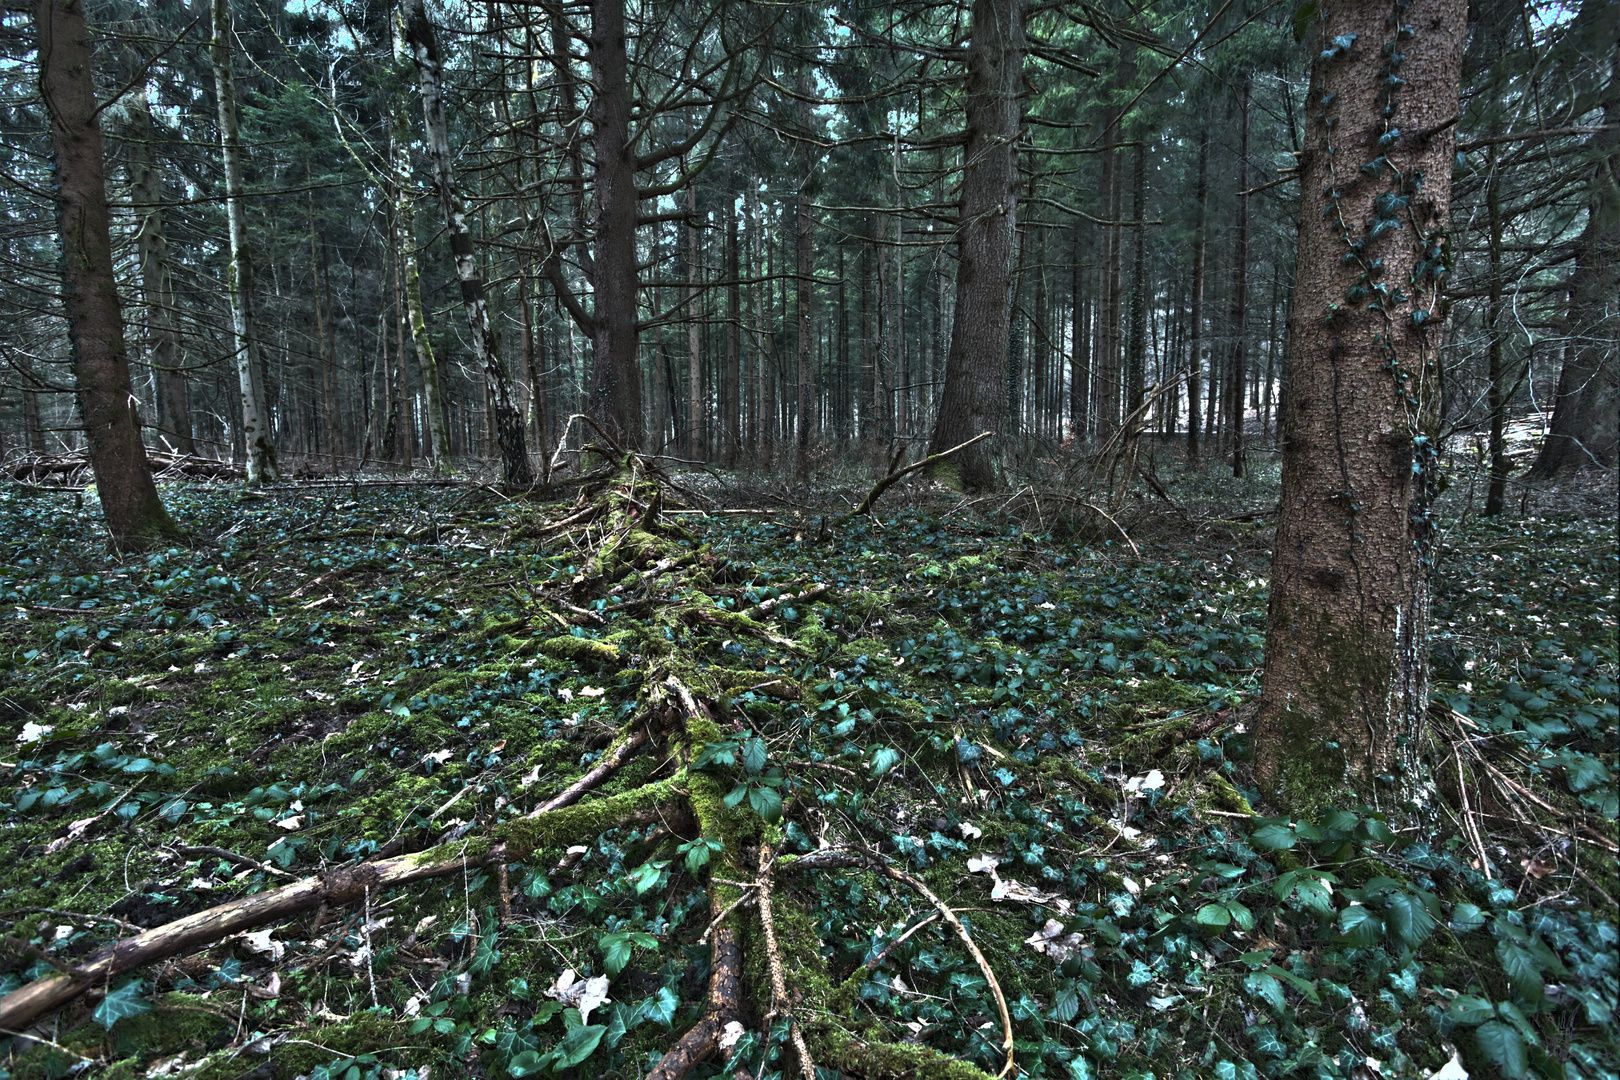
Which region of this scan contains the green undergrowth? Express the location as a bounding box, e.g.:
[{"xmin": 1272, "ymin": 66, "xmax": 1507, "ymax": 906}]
[{"xmin": 0, "ymin": 479, "xmax": 1613, "ymax": 1080}]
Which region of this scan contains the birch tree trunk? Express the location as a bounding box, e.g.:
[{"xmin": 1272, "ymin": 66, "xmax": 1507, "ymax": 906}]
[
  {"xmin": 1256, "ymin": 0, "xmax": 1465, "ymax": 810},
  {"xmin": 211, "ymin": 0, "xmax": 277, "ymax": 483},
  {"xmin": 403, "ymin": 0, "xmax": 531, "ymax": 487},
  {"xmin": 925, "ymin": 0, "xmax": 1025, "ymax": 492},
  {"xmin": 37, "ymin": 0, "xmax": 177, "ymax": 546}
]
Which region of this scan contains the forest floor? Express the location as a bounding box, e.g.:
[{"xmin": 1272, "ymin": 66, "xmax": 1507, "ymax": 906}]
[{"xmin": 0, "ymin": 449, "xmax": 1614, "ymax": 1080}]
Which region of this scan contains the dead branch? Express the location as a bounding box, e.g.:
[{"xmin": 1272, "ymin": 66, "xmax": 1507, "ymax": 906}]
[
  {"xmin": 846, "ymin": 431, "xmax": 994, "ymax": 517},
  {"xmin": 756, "ymin": 838, "xmax": 817, "ymax": 1080}
]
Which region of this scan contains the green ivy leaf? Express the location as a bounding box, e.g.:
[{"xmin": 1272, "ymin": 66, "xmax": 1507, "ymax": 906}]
[
  {"xmin": 1496, "ymin": 941, "xmax": 1545, "ymax": 1001},
  {"xmin": 748, "ymin": 784, "xmax": 783, "ymax": 823},
  {"xmin": 1250, "ymin": 823, "xmax": 1297, "ymax": 851},
  {"xmin": 1381, "ymin": 890, "xmax": 1437, "ymax": 948},
  {"xmin": 1051, "ymin": 985, "xmax": 1080, "ymax": 1022},
  {"xmin": 1449, "ymin": 903, "xmax": 1486, "ymax": 933},
  {"xmin": 1474, "ymin": 1020, "xmax": 1528, "ymax": 1079},
  {"xmin": 92, "ymin": 979, "xmax": 151, "ymax": 1030},
  {"xmin": 741, "ymin": 737, "xmax": 768, "ymax": 776},
  {"xmin": 1244, "ymin": 971, "xmax": 1286, "ymax": 1014},
  {"xmin": 1337, "ymin": 904, "xmax": 1384, "ymax": 946},
  {"xmin": 1196, "ymin": 904, "xmax": 1233, "ymax": 931},
  {"xmin": 870, "ymin": 746, "xmax": 900, "ymax": 776},
  {"xmin": 1447, "ymin": 994, "xmax": 1495, "ymax": 1026},
  {"xmin": 551, "ymin": 1024, "xmax": 607, "ymax": 1068}
]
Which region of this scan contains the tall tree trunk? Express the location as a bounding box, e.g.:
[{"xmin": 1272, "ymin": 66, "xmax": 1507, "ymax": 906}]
[
  {"xmin": 308, "ymin": 196, "xmax": 338, "ymax": 470},
  {"xmin": 794, "ymin": 84, "xmax": 815, "ymax": 481},
  {"xmin": 38, "ymin": 0, "xmax": 177, "ymax": 545},
  {"xmin": 1256, "ymin": 0, "xmax": 1466, "ymax": 809},
  {"xmin": 1188, "ymin": 126, "xmax": 1207, "ymax": 461},
  {"xmin": 211, "ymin": 0, "xmax": 277, "ymax": 483},
  {"xmin": 1526, "ymin": 41, "xmax": 1619, "ymax": 477},
  {"xmin": 586, "ymin": 0, "xmax": 642, "ymax": 449},
  {"xmin": 1126, "ymin": 143, "xmax": 1148, "ymax": 417},
  {"xmin": 392, "ymin": 12, "xmax": 451, "ymax": 471},
  {"xmin": 687, "ymin": 180, "xmax": 703, "ymax": 461},
  {"xmin": 404, "ymin": 0, "xmax": 531, "ymax": 487},
  {"xmin": 926, "ymin": 0, "xmax": 1025, "ymax": 491},
  {"xmin": 129, "ymin": 85, "xmax": 192, "ymax": 457},
  {"xmin": 724, "ymin": 193, "xmax": 741, "ymax": 467},
  {"xmin": 1483, "ymin": 140, "xmax": 1511, "ymax": 514},
  {"xmin": 1226, "ymin": 78, "xmax": 1251, "ymax": 478},
  {"xmin": 1070, "ymin": 225, "xmax": 1088, "ymax": 439}
]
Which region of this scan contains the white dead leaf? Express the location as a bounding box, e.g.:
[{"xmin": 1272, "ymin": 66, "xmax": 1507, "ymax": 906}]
[
  {"xmin": 193, "ymin": 661, "xmax": 208, "ymax": 674},
  {"xmin": 889, "ymin": 974, "xmax": 908, "ymax": 993},
  {"xmin": 543, "ymin": 969, "xmax": 612, "ymax": 1024},
  {"xmin": 403, "ymin": 992, "xmax": 428, "ymax": 1019},
  {"xmin": 422, "ymin": 749, "xmax": 453, "ymax": 767},
  {"xmin": 53, "ymin": 925, "xmax": 72, "ymax": 943},
  {"xmin": 364, "ymin": 916, "xmax": 394, "ymax": 933},
  {"xmin": 958, "ymin": 821, "xmax": 983, "ymax": 840},
  {"xmin": 1426, "ymin": 1049, "xmax": 1468, "ymax": 1080},
  {"xmin": 990, "ymin": 876, "xmax": 1073, "ymax": 914},
  {"xmin": 719, "ymin": 1020, "xmax": 746, "ymax": 1051},
  {"xmin": 566, "ymin": 844, "xmax": 589, "ymax": 858},
  {"xmin": 145, "ymin": 1053, "xmax": 189, "ymax": 1077},
  {"xmin": 239, "ymin": 929, "xmax": 284, "ymax": 961},
  {"xmin": 454, "ymin": 971, "xmax": 473, "ymax": 996},
  {"xmin": 44, "ymin": 815, "xmax": 98, "ymax": 855},
  {"xmin": 18, "ymin": 722, "xmax": 53, "ymax": 743},
  {"xmin": 578, "ymin": 685, "xmax": 605, "ymax": 698},
  {"xmin": 519, "ymin": 764, "xmax": 542, "ymax": 788},
  {"xmin": 966, "ymin": 853, "xmax": 1000, "ymax": 874},
  {"xmin": 276, "ymin": 815, "xmax": 304, "ymax": 831},
  {"xmin": 1122, "ymin": 877, "xmax": 1141, "ymax": 896},
  {"xmin": 188, "ymin": 876, "xmax": 216, "ymax": 891},
  {"xmin": 247, "ymin": 972, "xmax": 282, "ymax": 1000},
  {"xmin": 413, "ymin": 915, "xmax": 439, "ymax": 935},
  {"xmin": 1123, "ymin": 770, "xmax": 1165, "ymax": 795},
  {"xmin": 557, "ymin": 687, "xmax": 574, "ymax": 702}
]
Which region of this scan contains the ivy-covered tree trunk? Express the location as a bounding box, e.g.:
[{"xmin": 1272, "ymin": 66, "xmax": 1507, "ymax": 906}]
[
  {"xmin": 128, "ymin": 85, "xmax": 192, "ymax": 457},
  {"xmin": 926, "ymin": 0, "xmax": 1025, "ymax": 492},
  {"xmin": 211, "ymin": 0, "xmax": 278, "ymax": 484},
  {"xmin": 404, "ymin": 0, "xmax": 531, "ymax": 488},
  {"xmin": 587, "ymin": 0, "xmax": 643, "ymax": 450},
  {"xmin": 37, "ymin": 0, "xmax": 177, "ymax": 547},
  {"xmin": 391, "ymin": 13, "xmax": 451, "ymax": 473},
  {"xmin": 1255, "ymin": 0, "xmax": 1465, "ymax": 810}
]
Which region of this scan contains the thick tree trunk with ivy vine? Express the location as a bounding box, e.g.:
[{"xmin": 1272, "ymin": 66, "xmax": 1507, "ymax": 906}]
[
  {"xmin": 37, "ymin": 0, "xmax": 178, "ymax": 548},
  {"xmin": 404, "ymin": 0, "xmax": 531, "ymax": 488},
  {"xmin": 1255, "ymin": 0, "xmax": 1465, "ymax": 810},
  {"xmin": 211, "ymin": 0, "xmax": 278, "ymax": 484},
  {"xmin": 926, "ymin": 0, "xmax": 1025, "ymax": 492}
]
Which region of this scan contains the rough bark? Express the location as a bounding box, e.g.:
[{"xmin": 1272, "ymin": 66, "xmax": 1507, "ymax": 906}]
[
  {"xmin": 587, "ymin": 0, "xmax": 642, "ymax": 450},
  {"xmin": 1256, "ymin": 0, "xmax": 1466, "ymax": 810},
  {"xmin": 37, "ymin": 0, "xmax": 177, "ymax": 548},
  {"xmin": 926, "ymin": 0, "xmax": 1025, "ymax": 492},
  {"xmin": 1126, "ymin": 144, "xmax": 1148, "ymax": 417},
  {"xmin": 1187, "ymin": 126, "xmax": 1208, "ymax": 461},
  {"xmin": 724, "ymin": 193, "xmax": 741, "ymax": 467},
  {"xmin": 404, "ymin": 0, "xmax": 531, "ymax": 488},
  {"xmin": 391, "ymin": 13, "xmax": 451, "ymax": 471},
  {"xmin": 1526, "ymin": 41, "xmax": 1619, "ymax": 477},
  {"xmin": 1070, "ymin": 225, "xmax": 1089, "ymax": 439},
  {"xmin": 1226, "ymin": 78, "xmax": 1251, "ymax": 478},
  {"xmin": 308, "ymin": 195, "xmax": 338, "ymax": 470},
  {"xmin": 128, "ymin": 85, "xmax": 192, "ymax": 457},
  {"xmin": 211, "ymin": 0, "xmax": 278, "ymax": 483},
  {"xmin": 794, "ymin": 79, "xmax": 815, "ymax": 481},
  {"xmin": 687, "ymin": 180, "xmax": 703, "ymax": 461},
  {"xmin": 1483, "ymin": 139, "xmax": 1510, "ymax": 514}
]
